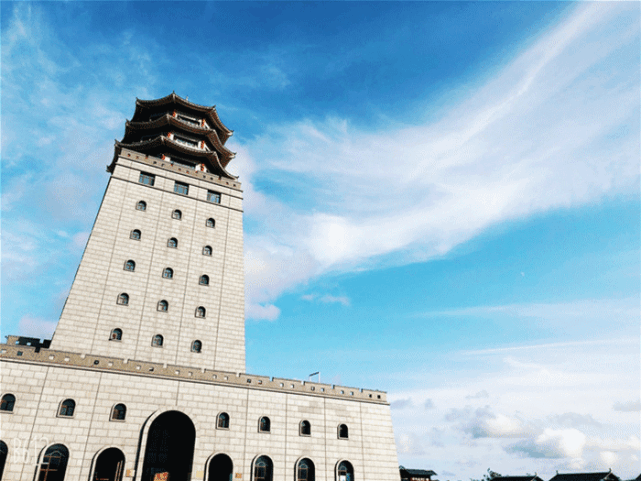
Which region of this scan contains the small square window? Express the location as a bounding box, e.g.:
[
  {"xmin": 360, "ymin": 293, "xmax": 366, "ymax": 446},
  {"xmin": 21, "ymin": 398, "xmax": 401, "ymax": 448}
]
[
  {"xmin": 174, "ymin": 182, "xmax": 189, "ymax": 195},
  {"xmin": 207, "ymin": 191, "xmax": 221, "ymax": 204},
  {"xmin": 139, "ymin": 172, "xmax": 155, "ymax": 186}
]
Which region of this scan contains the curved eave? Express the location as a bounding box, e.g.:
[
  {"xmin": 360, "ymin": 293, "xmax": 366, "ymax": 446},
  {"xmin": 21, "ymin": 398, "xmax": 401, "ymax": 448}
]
[
  {"xmin": 111, "ymin": 137, "xmax": 237, "ymax": 179},
  {"xmin": 134, "ymin": 92, "xmax": 233, "ymax": 142},
  {"xmin": 124, "ymin": 115, "xmax": 236, "ymax": 165}
]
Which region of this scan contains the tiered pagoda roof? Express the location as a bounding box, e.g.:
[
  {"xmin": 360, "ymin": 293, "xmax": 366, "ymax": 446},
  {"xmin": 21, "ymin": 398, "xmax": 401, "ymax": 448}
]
[{"xmin": 111, "ymin": 92, "xmax": 237, "ymax": 179}]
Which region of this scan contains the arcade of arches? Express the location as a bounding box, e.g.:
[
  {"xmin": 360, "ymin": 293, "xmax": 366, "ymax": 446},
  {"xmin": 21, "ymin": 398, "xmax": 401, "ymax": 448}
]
[{"xmin": 0, "ymin": 411, "xmax": 356, "ymax": 481}]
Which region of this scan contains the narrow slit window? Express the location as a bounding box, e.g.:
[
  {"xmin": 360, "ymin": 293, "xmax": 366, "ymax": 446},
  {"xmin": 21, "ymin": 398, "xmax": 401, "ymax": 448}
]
[
  {"xmin": 259, "ymin": 416, "xmax": 271, "ymax": 433},
  {"xmin": 300, "ymin": 420, "xmax": 311, "ymax": 436},
  {"xmin": 338, "ymin": 424, "xmax": 349, "ymax": 439}
]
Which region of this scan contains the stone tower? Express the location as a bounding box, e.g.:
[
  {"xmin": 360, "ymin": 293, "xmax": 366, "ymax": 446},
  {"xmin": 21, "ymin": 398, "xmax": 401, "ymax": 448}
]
[{"xmin": 49, "ymin": 93, "xmax": 246, "ymax": 373}]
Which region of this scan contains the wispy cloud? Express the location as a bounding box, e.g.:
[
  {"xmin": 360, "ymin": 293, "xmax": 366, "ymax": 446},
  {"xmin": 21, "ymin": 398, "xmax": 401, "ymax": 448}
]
[{"xmin": 239, "ymin": 2, "xmax": 639, "ymax": 319}]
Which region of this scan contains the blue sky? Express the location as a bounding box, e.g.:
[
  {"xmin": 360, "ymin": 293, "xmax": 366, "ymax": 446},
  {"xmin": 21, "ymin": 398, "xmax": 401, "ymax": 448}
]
[{"xmin": 1, "ymin": 2, "xmax": 639, "ymax": 479}]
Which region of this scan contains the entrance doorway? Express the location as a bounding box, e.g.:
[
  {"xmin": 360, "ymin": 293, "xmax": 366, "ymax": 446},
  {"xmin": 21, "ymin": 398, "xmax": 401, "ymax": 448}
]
[
  {"xmin": 38, "ymin": 445, "xmax": 69, "ymax": 481},
  {"xmin": 141, "ymin": 411, "xmax": 196, "ymax": 481},
  {"xmin": 93, "ymin": 448, "xmax": 125, "ymax": 481},
  {"xmin": 207, "ymin": 454, "xmax": 233, "ymax": 481}
]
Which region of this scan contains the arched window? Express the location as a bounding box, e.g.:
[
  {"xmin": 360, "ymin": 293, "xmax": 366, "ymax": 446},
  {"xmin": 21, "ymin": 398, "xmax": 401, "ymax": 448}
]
[
  {"xmin": 203, "ymin": 246, "xmax": 212, "ymax": 256},
  {"xmin": 167, "ymin": 238, "xmax": 178, "ymax": 248},
  {"xmin": 172, "ymin": 209, "xmax": 182, "ymax": 220},
  {"xmin": 124, "ymin": 260, "xmax": 136, "ymax": 271},
  {"xmin": 111, "ymin": 403, "xmax": 126, "ymax": 421},
  {"xmin": 130, "ymin": 229, "xmax": 141, "ymax": 240},
  {"xmin": 298, "ymin": 458, "xmax": 315, "ymax": 481},
  {"xmin": 217, "ymin": 412, "xmax": 230, "ymax": 429},
  {"xmin": 195, "ymin": 306, "xmax": 206, "ymax": 318},
  {"xmin": 337, "ymin": 461, "xmax": 353, "ymax": 481},
  {"xmin": 162, "ymin": 267, "xmax": 174, "ymax": 279},
  {"xmin": 300, "ymin": 420, "xmax": 311, "ymax": 436},
  {"xmin": 58, "ymin": 399, "xmax": 75, "ymax": 417},
  {"xmin": 338, "ymin": 424, "xmax": 348, "ymax": 439},
  {"xmin": 199, "ymin": 275, "xmax": 209, "ymax": 286},
  {"xmin": 0, "ymin": 394, "xmax": 15, "ymax": 412},
  {"xmin": 206, "ymin": 218, "xmax": 215, "ymax": 228},
  {"xmin": 157, "ymin": 300, "xmax": 168, "ymax": 312},
  {"xmin": 39, "ymin": 444, "xmax": 69, "ymax": 481},
  {"xmin": 110, "ymin": 328, "xmax": 122, "ymax": 341},
  {"xmin": 191, "ymin": 340, "xmax": 202, "ymax": 353},
  {"xmin": 259, "ymin": 416, "xmax": 270, "ymax": 433},
  {"xmin": 117, "ymin": 293, "xmax": 129, "ymax": 305},
  {"xmin": 136, "ymin": 200, "xmax": 147, "ymax": 211},
  {"xmin": 152, "ymin": 335, "xmax": 164, "ymax": 347},
  {"xmin": 253, "ymin": 456, "xmax": 273, "ymax": 481}
]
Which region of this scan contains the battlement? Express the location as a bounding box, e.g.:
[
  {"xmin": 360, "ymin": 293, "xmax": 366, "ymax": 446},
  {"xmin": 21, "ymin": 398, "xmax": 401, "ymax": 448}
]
[{"xmin": 0, "ymin": 342, "xmax": 388, "ymax": 404}]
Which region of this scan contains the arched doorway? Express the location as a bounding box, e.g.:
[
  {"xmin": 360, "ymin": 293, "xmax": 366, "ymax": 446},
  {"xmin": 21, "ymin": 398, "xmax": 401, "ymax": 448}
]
[
  {"xmin": 93, "ymin": 448, "xmax": 125, "ymax": 481},
  {"xmin": 336, "ymin": 461, "xmax": 353, "ymax": 481},
  {"xmin": 297, "ymin": 458, "xmax": 314, "ymax": 481},
  {"xmin": 38, "ymin": 444, "xmax": 69, "ymax": 481},
  {"xmin": 207, "ymin": 454, "xmax": 232, "ymax": 481},
  {"xmin": 141, "ymin": 411, "xmax": 196, "ymax": 481},
  {"xmin": 0, "ymin": 440, "xmax": 7, "ymax": 481}
]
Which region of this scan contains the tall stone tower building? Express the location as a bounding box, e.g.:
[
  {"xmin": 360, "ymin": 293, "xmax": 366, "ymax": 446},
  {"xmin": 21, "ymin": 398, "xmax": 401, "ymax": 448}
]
[
  {"xmin": 0, "ymin": 94, "xmax": 400, "ymax": 481},
  {"xmin": 50, "ymin": 94, "xmax": 245, "ymax": 372}
]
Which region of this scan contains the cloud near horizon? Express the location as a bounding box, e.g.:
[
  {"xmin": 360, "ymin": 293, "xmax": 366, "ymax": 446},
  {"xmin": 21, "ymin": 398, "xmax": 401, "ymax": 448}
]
[{"xmin": 237, "ymin": 2, "xmax": 639, "ymax": 320}]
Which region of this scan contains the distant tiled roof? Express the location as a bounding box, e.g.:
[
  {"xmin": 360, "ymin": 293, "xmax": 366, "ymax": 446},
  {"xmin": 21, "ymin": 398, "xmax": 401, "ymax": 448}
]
[
  {"xmin": 400, "ymin": 469, "xmax": 437, "ymax": 477},
  {"xmin": 549, "ymin": 472, "xmax": 620, "ymax": 481},
  {"xmin": 498, "ymin": 476, "xmax": 543, "ymax": 481}
]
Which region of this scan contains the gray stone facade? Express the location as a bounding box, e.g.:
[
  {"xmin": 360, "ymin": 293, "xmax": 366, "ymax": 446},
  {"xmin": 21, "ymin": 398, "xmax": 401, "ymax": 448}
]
[{"xmin": 0, "ymin": 97, "xmax": 400, "ymax": 481}]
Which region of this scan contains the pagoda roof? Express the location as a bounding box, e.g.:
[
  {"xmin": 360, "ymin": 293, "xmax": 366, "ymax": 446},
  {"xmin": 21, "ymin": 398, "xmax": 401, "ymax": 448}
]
[
  {"xmin": 123, "ymin": 115, "xmax": 235, "ymax": 167},
  {"xmin": 133, "ymin": 92, "xmax": 233, "ymax": 143},
  {"xmin": 112, "ymin": 136, "xmax": 237, "ymax": 180}
]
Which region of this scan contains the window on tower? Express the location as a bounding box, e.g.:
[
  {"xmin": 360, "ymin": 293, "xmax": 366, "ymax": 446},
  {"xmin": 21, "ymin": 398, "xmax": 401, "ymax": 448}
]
[
  {"xmin": 124, "ymin": 260, "xmax": 136, "ymax": 271},
  {"xmin": 162, "ymin": 267, "xmax": 174, "ymax": 279},
  {"xmin": 174, "ymin": 182, "xmax": 189, "ymax": 195},
  {"xmin": 172, "ymin": 209, "xmax": 182, "ymax": 220},
  {"xmin": 207, "ymin": 191, "xmax": 221, "ymax": 204},
  {"xmin": 111, "ymin": 403, "xmax": 126, "ymax": 421},
  {"xmin": 195, "ymin": 306, "xmax": 206, "ymax": 318},
  {"xmin": 191, "ymin": 340, "xmax": 202, "ymax": 353},
  {"xmin": 117, "ymin": 293, "xmax": 129, "ymax": 306},
  {"xmin": 130, "ymin": 229, "xmax": 141, "ymax": 240},
  {"xmin": 206, "ymin": 218, "xmax": 215, "ymax": 228},
  {"xmin": 217, "ymin": 412, "xmax": 230, "ymax": 429},
  {"xmin": 136, "ymin": 200, "xmax": 147, "ymax": 211},
  {"xmin": 157, "ymin": 300, "xmax": 168, "ymax": 312},
  {"xmin": 152, "ymin": 335, "xmax": 164, "ymax": 347},
  {"xmin": 139, "ymin": 172, "xmax": 155, "ymax": 186},
  {"xmin": 58, "ymin": 399, "xmax": 76, "ymax": 417},
  {"xmin": 259, "ymin": 416, "xmax": 271, "ymax": 433},
  {"xmin": 199, "ymin": 275, "xmax": 209, "ymax": 286},
  {"xmin": 167, "ymin": 238, "xmax": 178, "ymax": 248},
  {"xmin": 203, "ymin": 246, "xmax": 212, "ymax": 256},
  {"xmin": 0, "ymin": 394, "xmax": 16, "ymax": 412},
  {"xmin": 110, "ymin": 328, "xmax": 122, "ymax": 341}
]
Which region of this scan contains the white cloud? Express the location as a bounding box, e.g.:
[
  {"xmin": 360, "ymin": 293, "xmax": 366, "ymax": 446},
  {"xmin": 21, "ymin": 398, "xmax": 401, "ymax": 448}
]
[
  {"xmin": 15, "ymin": 315, "xmax": 57, "ymax": 339},
  {"xmin": 301, "ymin": 293, "xmax": 350, "ymax": 306},
  {"xmin": 237, "ymin": 2, "xmax": 639, "ymax": 317},
  {"xmin": 508, "ymin": 428, "xmax": 587, "ymax": 459},
  {"xmin": 612, "ymin": 400, "xmax": 641, "ymax": 412}
]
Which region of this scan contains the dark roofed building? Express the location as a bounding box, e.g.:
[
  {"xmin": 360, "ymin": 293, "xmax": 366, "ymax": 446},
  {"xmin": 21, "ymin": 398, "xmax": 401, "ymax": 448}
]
[
  {"xmin": 400, "ymin": 467, "xmax": 438, "ymax": 481},
  {"xmin": 497, "ymin": 476, "xmax": 544, "ymax": 481},
  {"xmin": 549, "ymin": 471, "xmax": 621, "ymax": 481}
]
